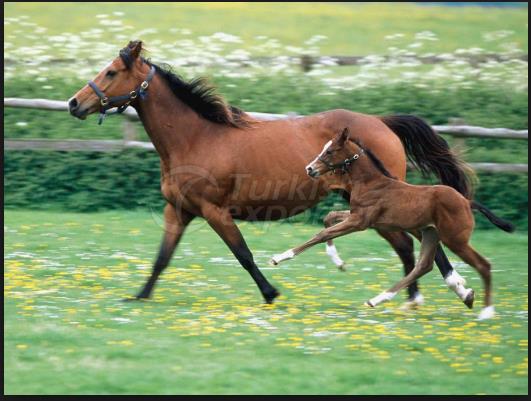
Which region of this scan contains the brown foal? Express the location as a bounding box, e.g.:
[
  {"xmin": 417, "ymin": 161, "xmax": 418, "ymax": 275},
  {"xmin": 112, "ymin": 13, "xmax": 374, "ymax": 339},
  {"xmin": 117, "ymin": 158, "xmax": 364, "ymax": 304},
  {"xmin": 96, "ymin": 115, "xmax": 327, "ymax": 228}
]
[
  {"xmin": 69, "ymin": 40, "xmax": 476, "ymax": 306},
  {"xmin": 271, "ymin": 128, "xmax": 515, "ymax": 319}
]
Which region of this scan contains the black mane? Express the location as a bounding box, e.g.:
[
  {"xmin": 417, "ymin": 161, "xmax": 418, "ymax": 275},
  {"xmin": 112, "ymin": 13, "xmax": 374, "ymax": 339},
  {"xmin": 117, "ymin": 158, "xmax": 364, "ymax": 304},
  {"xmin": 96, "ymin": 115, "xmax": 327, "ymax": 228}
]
[
  {"xmin": 119, "ymin": 43, "xmax": 249, "ymax": 128},
  {"xmin": 351, "ymin": 138, "xmax": 396, "ymax": 179}
]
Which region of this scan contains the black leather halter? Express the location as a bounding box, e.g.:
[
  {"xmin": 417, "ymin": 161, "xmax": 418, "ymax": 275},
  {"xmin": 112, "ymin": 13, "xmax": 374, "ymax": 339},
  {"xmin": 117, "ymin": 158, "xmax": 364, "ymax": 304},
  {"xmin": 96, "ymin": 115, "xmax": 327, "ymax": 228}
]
[
  {"xmin": 318, "ymin": 149, "xmax": 364, "ymax": 174},
  {"xmin": 87, "ymin": 65, "xmax": 156, "ymax": 125}
]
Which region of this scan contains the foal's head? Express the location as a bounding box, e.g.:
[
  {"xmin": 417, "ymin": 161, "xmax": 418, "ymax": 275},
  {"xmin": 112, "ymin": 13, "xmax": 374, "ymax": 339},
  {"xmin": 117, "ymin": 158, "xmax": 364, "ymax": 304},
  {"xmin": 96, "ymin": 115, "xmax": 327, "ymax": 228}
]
[
  {"xmin": 306, "ymin": 127, "xmax": 363, "ymax": 178},
  {"xmin": 68, "ymin": 40, "xmax": 150, "ymax": 119}
]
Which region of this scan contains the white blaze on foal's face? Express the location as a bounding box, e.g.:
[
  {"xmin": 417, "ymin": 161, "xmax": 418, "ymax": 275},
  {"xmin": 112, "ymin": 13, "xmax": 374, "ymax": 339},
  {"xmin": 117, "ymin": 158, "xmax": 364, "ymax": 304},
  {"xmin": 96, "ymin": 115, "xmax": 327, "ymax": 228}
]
[{"xmin": 306, "ymin": 140, "xmax": 332, "ymax": 177}]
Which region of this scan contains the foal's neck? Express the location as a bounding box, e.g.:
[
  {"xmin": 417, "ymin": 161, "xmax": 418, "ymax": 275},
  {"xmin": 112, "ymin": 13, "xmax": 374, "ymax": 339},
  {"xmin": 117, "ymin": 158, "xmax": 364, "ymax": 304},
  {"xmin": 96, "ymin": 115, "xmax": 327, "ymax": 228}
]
[{"xmin": 344, "ymin": 146, "xmax": 395, "ymax": 188}]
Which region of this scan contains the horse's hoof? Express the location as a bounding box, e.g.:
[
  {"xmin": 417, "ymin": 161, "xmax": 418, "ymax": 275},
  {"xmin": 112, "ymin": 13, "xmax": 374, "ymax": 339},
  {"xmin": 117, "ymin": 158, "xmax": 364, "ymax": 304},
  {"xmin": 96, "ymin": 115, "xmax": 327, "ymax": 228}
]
[
  {"xmin": 264, "ymin": 288, "xmax": 280, "ymax": 304},
  {"xmin": 478, "ymin": 305, "xmax": 495, "ymax": 320},
  {"xmin": 364, "ymin": 301, "xmax": 375, "ymax": 308},
  {"xmin": 269, "ymin": 258, "xmax": 279, "ymax": 266},
  {"xmin": 463, "ymin": 289, "xmax": 475, "ymax": 309},
  {"xmin": 122, "ymin": 296, "xmax": 148, "ymax": 302},
  {"xmin": 338, "ymin": 264, "xmax": 346, "ymax": 272}
]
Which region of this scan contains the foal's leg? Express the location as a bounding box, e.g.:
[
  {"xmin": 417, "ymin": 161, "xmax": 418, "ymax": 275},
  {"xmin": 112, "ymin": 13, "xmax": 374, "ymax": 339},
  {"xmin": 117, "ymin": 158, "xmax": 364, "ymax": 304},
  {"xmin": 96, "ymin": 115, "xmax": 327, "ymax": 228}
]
[
  {"xmin": 409, "ymin": 231, "xmax": 474, "ymax": 309},
  {"xmin": 377, "ymin": 230, "xmax": 422, "ymax": 306},
  {"xmin": 446, "ymin": 243, "xmax": 494, "ymax": 320},
  {"xmin": 129, "ymin": 203, "xmax": 195, "ymax": 300},
  {"xmin": 434, "ymin": 244, "xmax": 474, "ymax": 308},
  {"xmin": 323, "ymin": 211, "xmax": 350, "ymax": 271},
  {"xmin": 366, "ymin": 227, "xmax": 439, "ymax": 307},
  {"xmin": 203, "ymin": 205, "xmax": 279, "ymax": 304},
  {"xmin": 271, "ymin": 215, "xmax": 365, "ymax": 265}
]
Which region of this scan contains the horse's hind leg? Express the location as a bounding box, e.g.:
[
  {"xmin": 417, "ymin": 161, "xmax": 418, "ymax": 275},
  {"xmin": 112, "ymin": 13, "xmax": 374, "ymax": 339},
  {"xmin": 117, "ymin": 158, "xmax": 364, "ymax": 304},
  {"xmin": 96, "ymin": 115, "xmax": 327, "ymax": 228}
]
[
  {"xmin": 366, "ymin": 227, "xmax": 439, "ymax": 307},
  {"xmin": 447, "ymin": 243, "xmax": 493, "ymax": 320},
  {"xmin": 323, "ymin": 211, "xmax": 350, "ymax": 271},
  {"xmin": 128, "ymin": 203, "xmax": 195, "ymax": 300},
  {"xmin": 203, "ymin": 205, "xmax": 279, "ymax": 304}
]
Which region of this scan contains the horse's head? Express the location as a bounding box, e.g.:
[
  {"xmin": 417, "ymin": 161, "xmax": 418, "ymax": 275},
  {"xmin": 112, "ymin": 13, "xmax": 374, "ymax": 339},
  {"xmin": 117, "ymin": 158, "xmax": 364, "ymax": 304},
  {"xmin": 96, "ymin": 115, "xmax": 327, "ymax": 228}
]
[
  {"xmin": 68, "ymin": 40, "xmax": 152, "ymax": 121},
  {"xmin": 306, "ymin": 127, "xmax": 362, "ymax": 178}
]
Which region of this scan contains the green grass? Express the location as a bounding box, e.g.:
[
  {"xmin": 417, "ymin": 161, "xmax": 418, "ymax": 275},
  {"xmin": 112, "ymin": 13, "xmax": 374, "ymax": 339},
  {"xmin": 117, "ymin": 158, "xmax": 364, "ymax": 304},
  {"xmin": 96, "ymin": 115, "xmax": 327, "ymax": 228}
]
[
  {"xmin": 4, "ymin": 209, "xmax": 528, "ymax": 394},
  {"xmin": 4, "ymin": 2, "xmax": 528, "ymax": 54}
]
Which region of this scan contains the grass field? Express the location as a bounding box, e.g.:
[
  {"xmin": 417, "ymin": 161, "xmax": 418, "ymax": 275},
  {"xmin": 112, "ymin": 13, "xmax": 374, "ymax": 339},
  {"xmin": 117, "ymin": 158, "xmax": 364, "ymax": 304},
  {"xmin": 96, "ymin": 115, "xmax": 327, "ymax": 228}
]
[{"xmin": 4, "ymin": 209, "xmax": 528, "ymax": 394}]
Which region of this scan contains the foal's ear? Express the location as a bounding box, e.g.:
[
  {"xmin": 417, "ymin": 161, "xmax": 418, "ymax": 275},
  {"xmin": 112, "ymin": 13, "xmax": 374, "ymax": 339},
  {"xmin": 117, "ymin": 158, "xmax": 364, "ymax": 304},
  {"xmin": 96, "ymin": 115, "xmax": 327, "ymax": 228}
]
[
  {"xmin": 337, "ymin": 127, "xmax": 350, "ymax": 145},
  {"xmin": 128, "ymin": 40, "xmax": 143, "ymax": 59}
]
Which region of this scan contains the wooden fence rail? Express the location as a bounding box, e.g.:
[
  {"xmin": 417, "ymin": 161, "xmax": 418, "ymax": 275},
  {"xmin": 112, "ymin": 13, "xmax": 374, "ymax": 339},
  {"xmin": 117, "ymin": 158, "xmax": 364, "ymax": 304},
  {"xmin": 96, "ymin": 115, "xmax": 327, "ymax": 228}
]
[{"xmin": 4, "ymin": 97, "xmax": 528, "ymax": 173}]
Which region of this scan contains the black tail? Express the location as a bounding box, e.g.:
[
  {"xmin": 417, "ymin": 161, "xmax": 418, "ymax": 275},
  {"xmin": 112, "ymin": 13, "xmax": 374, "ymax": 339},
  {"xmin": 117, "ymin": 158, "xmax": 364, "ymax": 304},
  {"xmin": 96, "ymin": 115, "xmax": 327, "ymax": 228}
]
[
  {"xmin": 471, "ymin": 201, "xmax": 515, "ymax": 232},
  {"xmin": 381, "ymin": 115, "xmax": 476, "ymax": 199}
]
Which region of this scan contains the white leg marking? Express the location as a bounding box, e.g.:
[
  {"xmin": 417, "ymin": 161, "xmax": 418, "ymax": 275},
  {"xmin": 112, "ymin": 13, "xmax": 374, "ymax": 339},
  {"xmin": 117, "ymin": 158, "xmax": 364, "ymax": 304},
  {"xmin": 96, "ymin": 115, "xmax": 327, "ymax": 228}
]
[
  {"xmin": 445, "ymin": 270, "xmax": 467, "ymax": 288},
  {"xmin": 325, "ymin": 243, "xmax": 344, "ymax": 268},
  {"xmin": 367, "ymin": 291, "xmax": 397, "ymax": 307},
  {"xmin": 270, "ymin": 249, "xmax": 295, "ymax": 265},
  {"xmin": 478, "ymin": 305, "xmax": 496, "ymax": 320},
  {"xmin": 445, "ymin": 270, "xmax": 473, "ymax": 301},
  {"xmin": 399, "ymin": 292, "xmax": 425, "ymax": 310}
]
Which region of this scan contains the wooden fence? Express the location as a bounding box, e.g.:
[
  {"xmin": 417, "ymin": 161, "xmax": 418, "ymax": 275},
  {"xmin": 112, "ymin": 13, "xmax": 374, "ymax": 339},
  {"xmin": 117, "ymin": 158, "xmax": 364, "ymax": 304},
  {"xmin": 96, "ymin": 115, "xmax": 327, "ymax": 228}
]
[{"xmin": 4, "ymin": 97, "xmax": 528, "ymax": 173}]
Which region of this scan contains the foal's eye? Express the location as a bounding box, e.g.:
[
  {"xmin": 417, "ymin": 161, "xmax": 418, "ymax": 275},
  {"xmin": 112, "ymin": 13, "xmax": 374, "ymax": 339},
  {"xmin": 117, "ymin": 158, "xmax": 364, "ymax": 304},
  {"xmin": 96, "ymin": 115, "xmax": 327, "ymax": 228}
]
[{"xmin": 106, "ymin": 70, "xmax": 117, "ymax": 78}]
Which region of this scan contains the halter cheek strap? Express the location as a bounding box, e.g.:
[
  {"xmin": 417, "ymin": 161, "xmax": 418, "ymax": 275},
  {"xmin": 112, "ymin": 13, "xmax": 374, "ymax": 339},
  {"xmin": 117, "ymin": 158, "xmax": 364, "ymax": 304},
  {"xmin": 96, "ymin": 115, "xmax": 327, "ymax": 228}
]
[
  {"xmin": 319, "ymin": 149, "xmax": 364, "ymax": 174},
  {"xmin": 88, "ymin": 65, "xmax": 156, "ymax": 125}
]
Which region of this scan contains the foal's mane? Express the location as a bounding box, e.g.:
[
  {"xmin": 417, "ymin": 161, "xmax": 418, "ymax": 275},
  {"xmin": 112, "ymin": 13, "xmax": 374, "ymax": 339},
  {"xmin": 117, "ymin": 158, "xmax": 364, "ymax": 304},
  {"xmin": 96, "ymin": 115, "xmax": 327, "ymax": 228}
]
[
  {"xmin": 120, "ymin": 43, "xmax": 250, "ymax": 128},
  {"xmin": 350, "ymin": 138, "xmax": 397, "ymax": 179}
]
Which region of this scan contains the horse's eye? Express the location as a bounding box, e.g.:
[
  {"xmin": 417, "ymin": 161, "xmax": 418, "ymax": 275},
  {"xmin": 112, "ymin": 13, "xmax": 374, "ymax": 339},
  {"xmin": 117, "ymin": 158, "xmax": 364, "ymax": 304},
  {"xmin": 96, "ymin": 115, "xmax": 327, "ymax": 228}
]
[
  {"xmin": 106, "ymin": 70, "xmax": 117, "ymax": 78},
  {"xmin": 326, "ymin": 150, "xmax": 332, "ymax": 155}
]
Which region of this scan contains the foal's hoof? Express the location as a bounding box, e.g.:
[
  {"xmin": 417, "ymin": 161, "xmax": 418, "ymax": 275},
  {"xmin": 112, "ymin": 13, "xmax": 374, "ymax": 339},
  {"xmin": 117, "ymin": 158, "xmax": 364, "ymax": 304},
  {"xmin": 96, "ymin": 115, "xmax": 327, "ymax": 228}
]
[
  {"xmin": 463, "ymin": 289, "xmax": 475, "ymax": 309},
  {"xmin": 338, "ymin": 264, "xmax": 346, "ymax": 272},
  {"xmin": 364, "ymin": 301, "xmax": 375, "ymax": 308},
  {"xmin": 264, "ymin": 288, "xmax": 280, "ymax": 304},
  {"xmin": 400, "ymin": 293, "xmax": 425, "ymax": 310},
  {"xmin": 478, "ymin": 305, "xmax": 496, "ymax": 320},
  {"xmin": 269, "ymin": 258, "xmax": 279, "ymax": 266}
]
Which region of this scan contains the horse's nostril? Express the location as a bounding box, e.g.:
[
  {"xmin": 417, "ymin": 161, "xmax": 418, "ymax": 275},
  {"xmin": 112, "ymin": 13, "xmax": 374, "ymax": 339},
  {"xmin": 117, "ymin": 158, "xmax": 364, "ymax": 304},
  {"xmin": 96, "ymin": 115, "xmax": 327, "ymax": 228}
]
[
  {"xmin": 68, "ymin": 98, "xmax": 78, "ymax": 110},
  {"xmin": 306, "ymin": 166, "xmax": 313, "ymax": 172}
]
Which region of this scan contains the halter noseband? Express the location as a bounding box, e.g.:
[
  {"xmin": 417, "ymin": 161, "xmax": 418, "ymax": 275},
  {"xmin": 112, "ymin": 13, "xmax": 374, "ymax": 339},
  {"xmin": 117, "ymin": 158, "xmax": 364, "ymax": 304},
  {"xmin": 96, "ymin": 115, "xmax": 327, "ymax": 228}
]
[
  {"xmin": 88, "ymin": 65, "xmax": 156, "ymax": 125},
  {"xmin": 318, "ymin": 149, "xmax": 364, "ymax": 174}
]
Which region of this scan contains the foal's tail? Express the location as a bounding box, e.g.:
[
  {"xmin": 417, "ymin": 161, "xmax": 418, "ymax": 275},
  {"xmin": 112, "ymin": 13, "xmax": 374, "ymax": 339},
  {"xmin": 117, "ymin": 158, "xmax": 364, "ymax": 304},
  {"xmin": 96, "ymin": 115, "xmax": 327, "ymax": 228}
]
[
  {"xmin": 471, "ymin": 201, "xmax": 516, "ymax": 232},
  {"xmin": 380, "ymin": 115, "xmax": 476, "ymax": 199}
]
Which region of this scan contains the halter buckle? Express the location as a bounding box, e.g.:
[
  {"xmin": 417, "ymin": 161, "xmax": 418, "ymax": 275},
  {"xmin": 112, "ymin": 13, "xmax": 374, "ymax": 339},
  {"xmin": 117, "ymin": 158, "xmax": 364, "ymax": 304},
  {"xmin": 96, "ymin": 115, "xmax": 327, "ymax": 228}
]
[
  {"xmin": 130, "ymin": 90, "xmax": 138, "ymax": 99},
  {"xmin": 353, "ymin": 154, "xmax": 359, "ymax": 160},
  {"xmin": 100, "ymin": 97, "xmax": 109, "ymax": 107},
  {"xmin": 140, "ymin": 81, "xmax": 149, "ymax": 90}
]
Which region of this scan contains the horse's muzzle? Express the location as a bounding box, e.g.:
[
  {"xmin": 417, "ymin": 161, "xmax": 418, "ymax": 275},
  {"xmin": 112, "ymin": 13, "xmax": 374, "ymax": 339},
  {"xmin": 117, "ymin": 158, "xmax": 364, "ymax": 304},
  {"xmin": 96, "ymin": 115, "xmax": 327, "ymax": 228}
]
[
  {"xmin": 68, "ymin": 98, "xmax": 88, "ymax": 119},
  {"xmin": 306, "ymin": 166, "xmax": 320, "ymax": 179}
]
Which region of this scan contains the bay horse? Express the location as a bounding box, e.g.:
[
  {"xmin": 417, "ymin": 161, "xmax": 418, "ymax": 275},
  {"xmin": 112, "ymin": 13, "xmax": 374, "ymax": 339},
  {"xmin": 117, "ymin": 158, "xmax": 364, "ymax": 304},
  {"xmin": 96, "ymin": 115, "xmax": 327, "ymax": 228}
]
[
  {"xmin": 271, "ymin": 127, "xmax": 515, "ymax": 319},
  {"xmin": 68, "ymin": 40, "xmax": 475, "ymax": 306}
]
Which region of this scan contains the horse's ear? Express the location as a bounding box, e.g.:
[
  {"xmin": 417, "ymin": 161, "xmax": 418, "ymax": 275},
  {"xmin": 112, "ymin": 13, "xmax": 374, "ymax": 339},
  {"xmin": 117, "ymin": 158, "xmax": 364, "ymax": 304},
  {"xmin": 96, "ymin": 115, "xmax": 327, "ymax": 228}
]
[
  {"xmin": 128, "ymin": 40, "xmax": 143, "ymax": 59},
  {"xmin": 338, "ymin": 127, "xmax": 350, "ymax": 145}
]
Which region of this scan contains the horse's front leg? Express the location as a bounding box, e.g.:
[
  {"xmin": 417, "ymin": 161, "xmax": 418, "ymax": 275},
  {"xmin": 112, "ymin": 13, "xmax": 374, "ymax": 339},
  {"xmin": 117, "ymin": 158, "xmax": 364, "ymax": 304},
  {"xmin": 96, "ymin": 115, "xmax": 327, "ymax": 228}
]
[
  {"xmin": 127, "ymin": 203, "xmax": 195, "ymax": 300},
  {"xmin": 270, "ymin": 213, "xmax": 366, "ymax": 265}
]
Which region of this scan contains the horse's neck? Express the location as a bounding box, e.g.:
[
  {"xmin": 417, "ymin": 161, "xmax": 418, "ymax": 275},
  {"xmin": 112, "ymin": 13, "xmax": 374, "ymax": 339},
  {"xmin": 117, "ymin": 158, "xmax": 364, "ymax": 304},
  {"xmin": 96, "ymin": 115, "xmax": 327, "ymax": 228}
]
[{"xmin": 133, "ymin": 74, "xmax": 207, "ymax": 162}]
